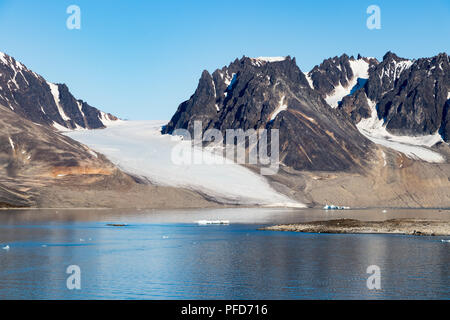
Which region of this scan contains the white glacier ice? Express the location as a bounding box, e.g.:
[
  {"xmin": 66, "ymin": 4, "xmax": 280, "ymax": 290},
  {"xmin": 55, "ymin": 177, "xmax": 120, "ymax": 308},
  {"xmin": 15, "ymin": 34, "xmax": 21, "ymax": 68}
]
[
  {"xmin": 66, "ymin": 121, "xmax": 304, "ymax": 207},
  {"xmin": 357, "ymin": 99, "xmax": 445, "ymax": 163}
]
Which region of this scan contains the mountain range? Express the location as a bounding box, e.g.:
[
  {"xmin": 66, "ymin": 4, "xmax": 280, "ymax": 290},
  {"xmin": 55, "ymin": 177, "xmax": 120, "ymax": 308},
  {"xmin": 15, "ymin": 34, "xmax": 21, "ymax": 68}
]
[
  {"xmin": 0, "ymin": 51, "xmax": 213, "ymax": 209},
  {"xmin": 164, "ymin": 52, "xmax": 449, "ymax": 170},
  {"xmin": 1, "ymin": 50, "xmax": 449, "ymax": 208}
]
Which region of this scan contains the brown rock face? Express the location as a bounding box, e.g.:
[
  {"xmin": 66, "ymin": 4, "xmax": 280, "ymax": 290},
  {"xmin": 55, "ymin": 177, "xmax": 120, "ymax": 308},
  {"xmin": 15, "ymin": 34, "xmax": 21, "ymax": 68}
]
[{"xmin": 0, "ymin": 104, "xmax": 117, "ymax": 207}]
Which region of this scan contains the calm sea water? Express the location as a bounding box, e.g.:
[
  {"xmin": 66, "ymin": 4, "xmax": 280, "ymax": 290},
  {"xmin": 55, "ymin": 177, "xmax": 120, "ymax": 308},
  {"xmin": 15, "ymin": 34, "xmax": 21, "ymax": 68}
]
[{"xmin": 0, "ymin": 208, "xmax": 449, "ymax": 300}]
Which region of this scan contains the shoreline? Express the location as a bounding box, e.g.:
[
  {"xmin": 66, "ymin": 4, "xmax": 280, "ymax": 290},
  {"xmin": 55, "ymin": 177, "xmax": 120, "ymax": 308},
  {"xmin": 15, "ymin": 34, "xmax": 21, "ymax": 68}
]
[{"xmin": 261, "ymin": 218, "xmax": 450, "ymax": 236}]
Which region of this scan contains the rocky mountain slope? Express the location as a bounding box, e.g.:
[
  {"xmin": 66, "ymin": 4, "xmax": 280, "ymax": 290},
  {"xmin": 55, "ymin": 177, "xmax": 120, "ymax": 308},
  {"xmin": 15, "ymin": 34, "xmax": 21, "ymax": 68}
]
[
  {"xmin": 0, "ymin": 104, "xmax": 215, "ymax": 209},
  {"xmin": 0, "ymin": 52, "xmax": 217, "ymax": 209},
  {"xmin": 306, "ymin": 54, "xmax": 378, "ymax": 108},
  {"xmin": 315, "ymin": 52, "xmax": 450, "ymax": 142},
  {"xmin": 163, "ymin": 52, "xmax": 450, "ymax": 208},
  {"xmin": 0, "ymin": 51, "xmax": 117, "ymax": 130},
  {"xmin": 166, "ymin": 52, "xmax": 449, "ymax": 167},
  {"xmin": 0, "ymin": 104, "xmax": 117, "ymax": 206},
  {"xmin": 163, "ymin": 56, "xmax": 374, "ymax": 172}
]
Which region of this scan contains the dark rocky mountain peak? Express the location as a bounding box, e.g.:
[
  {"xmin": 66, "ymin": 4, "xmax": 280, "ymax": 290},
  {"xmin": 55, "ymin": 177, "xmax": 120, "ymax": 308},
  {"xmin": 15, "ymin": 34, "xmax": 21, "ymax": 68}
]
[
  {"xmin": 365, "ymin": 52, "xmax": 414, "ymax": 102},
  {"xmin": 338, "ymin": 51, "xmax": 450, "ymax": 141},
  {"xmin": 306, "ymin": 54, "xmax": 378, "ymax": 108},
  {"xmin": 163, "ymin": 55, "xmax": 374, "ymax": 172},
  {"xmin": 0, "ymin": 51, "xmax": 118, "ymax": 130}
]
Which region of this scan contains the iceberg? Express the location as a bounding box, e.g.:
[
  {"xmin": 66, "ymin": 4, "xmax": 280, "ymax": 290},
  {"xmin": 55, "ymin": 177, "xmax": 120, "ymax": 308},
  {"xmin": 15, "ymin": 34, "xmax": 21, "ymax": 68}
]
[
  {"xmin": 197, "ymin": 220, "xmax": 230, "ymax": 225},
  {"xmin": 323, "ymin": 204, "xmax": 350, "ymax": 210}
]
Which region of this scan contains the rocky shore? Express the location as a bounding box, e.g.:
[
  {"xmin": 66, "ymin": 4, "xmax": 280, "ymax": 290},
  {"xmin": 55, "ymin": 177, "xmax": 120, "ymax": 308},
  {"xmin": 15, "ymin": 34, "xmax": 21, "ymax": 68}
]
[{"xmin": 262, "ymin": 219, "xmax": 450, "ymax": 236}]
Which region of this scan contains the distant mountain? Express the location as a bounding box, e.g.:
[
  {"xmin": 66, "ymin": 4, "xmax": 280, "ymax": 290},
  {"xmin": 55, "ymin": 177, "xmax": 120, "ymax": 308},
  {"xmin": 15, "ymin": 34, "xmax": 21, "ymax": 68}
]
[
  {"xmin": 0, "ymin": 51, "xmax": 118, "ymax": 130},
  {"xmin": 163, "ymin": 56, "xmax": 374, "ymax": 172}
]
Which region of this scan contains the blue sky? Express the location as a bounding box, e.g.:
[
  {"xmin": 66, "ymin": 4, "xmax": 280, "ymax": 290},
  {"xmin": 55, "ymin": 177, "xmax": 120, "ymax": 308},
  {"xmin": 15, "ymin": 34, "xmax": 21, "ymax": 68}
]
[{"xmin": 0, "ymin": 0, "xmax": 449, "ymax": 120}]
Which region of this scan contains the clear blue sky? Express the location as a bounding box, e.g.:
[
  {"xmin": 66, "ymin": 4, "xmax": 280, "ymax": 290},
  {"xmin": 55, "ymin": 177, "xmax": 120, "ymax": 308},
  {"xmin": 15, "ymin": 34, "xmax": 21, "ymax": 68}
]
[{"xmin": 0, "ymin": 0, "xmax": 449, "ymax": 120}]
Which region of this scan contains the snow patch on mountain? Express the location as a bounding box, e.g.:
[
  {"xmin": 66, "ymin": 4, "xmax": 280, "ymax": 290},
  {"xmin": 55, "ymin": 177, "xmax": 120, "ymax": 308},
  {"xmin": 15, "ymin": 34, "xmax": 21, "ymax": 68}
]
[
  {"xmin": 304, "ymin": 72, "xmax": 314, "ymax": 89},
  {"xmin": 357, "ymin": 99, "xmax": 445, "ymax": 163},
  {"xmin": 8, "ymin": 136, "xmax": 15, "ymax": 151},
  {"xmin": 66, "ymin": 121, "xmax": 304, "ymax": 207},
  {"xmin": 255, "ymin": 57, "xmax": 287, "ymax": 63},
  {"xmin": 52, "ymin": 121, "xmax": 72, "ymax": 132},
  {"xmin": 47, "ymin": 82, "xmax": 70, "ymax": 121},
  {"xmin": 0, "ymin": 52, "xmax": 10, "ymax": 65},
  {"xmin": 99, "ymin": 112, "xmax": 121, "ymax": 127},
  {"xmin": 250, "ymin": 57, "xmax": 288, "ymax": 67},
  {"xmin": 381, "ymin": 59, "xmax": 413, "ymax": 80},
  {"xmin": 325, "ymin": 59, "xmax": 370, "ymax": 108},
  {"xmin": 270, "ymin": 96, "xmax": 287, "ymax": 121}
]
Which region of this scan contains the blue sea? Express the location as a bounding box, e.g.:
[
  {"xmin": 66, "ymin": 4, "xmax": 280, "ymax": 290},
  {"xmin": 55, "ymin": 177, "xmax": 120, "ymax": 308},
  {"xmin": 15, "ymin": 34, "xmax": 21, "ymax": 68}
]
[{"xmin": 0, "ymin": 208, "xmax": 448, "ymax": 299}]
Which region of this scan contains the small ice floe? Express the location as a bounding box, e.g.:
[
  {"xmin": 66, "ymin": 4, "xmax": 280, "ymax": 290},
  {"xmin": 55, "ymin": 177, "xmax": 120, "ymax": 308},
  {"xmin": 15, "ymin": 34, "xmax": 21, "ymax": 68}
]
[
  {"xmin": 441, "ymin": 240, "xmax": 450, "ymax": 243},
  {"xmin": 2, "ymin": 245, "xmax": 10, "ymax": 250},
  {"xmin": 41, "ymin": 245, "xmax": 47, "ymax": 248},
  {"xmin": 79, "ymin": 238, "xmax": 85, "ymax": 242},
  {"xmin": 197, "ymin": 220, "xmax": 230, "ymax": 225},
  {"xmin": 162, "ymin": 235, "xmax": 169, "ymax": 239},
  {"xmin": 323, "ymin": 204, "xmax": 350, "ymax": 210}
]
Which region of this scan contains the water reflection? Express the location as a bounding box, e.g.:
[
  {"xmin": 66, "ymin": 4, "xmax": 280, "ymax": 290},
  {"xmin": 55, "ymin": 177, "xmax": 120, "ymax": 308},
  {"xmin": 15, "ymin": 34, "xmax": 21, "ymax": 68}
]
[{"xmin": 0, "ymin": 208, "xmax": 449, "ymax": 299}]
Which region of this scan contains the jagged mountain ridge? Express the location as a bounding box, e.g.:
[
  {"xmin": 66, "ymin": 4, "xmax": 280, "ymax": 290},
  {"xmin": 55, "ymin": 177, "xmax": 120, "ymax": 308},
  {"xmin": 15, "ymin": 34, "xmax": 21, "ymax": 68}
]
[
  {"xmin": 319, "ymin": 52, "xmax": 450, "ymax": 141},
  {"xmin": 163, "ymin": 56, "xmax": 374, "ymax": 172},
  {"xmin": 164, "ymin": 52, "xmax": 449, "ymax": 172},
  {"xmin": 0, "ymin": 51, "xmax": 117, "ymax": 130},
  {"xmin": 306, "ymin": 54, "xmax": 379, "ymax": 108}
]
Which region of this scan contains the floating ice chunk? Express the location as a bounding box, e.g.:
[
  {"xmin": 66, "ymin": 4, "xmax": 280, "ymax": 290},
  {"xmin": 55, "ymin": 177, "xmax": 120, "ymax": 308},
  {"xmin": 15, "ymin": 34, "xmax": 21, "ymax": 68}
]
[
  {"xmin": 323, "ymin": 204, "xmax": 350, "ymax": 210},
  {"xmin": 197, "ymin": 220, "xmax": 230, "ymax": 225}
]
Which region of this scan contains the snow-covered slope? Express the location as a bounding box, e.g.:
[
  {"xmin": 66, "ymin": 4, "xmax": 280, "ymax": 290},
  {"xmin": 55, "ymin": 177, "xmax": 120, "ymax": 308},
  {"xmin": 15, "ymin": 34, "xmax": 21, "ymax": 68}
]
[
  {"xmin": 325, "ymin": 59, "xmax": 370, "ymax": 108},
  {"xmin": 357, "ymin": 99, "xmax": 445, "ymax": 163},
  {"xmin": 66, "ymin": 121, "xmax": 304, "ymax": 207}
]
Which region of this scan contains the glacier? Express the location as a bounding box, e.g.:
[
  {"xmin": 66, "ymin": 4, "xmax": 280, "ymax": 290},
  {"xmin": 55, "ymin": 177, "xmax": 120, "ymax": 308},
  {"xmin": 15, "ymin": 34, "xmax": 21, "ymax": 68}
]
[{"xmin": 66, "ymin": 121, "xmax": 304, "ymax": 207}]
